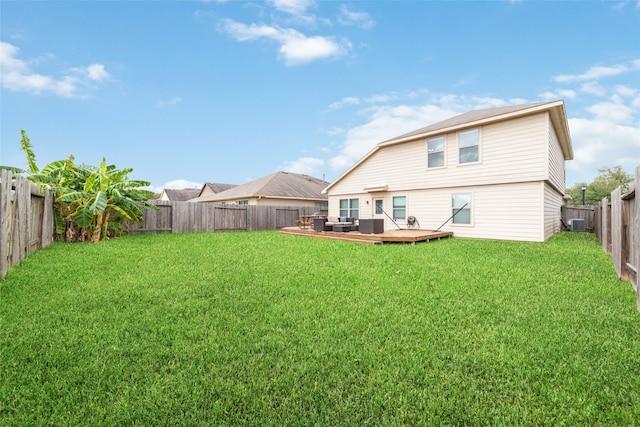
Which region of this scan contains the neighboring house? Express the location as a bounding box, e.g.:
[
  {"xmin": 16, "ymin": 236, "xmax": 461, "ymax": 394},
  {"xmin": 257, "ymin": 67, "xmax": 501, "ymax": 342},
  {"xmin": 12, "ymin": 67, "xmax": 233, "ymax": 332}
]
[
  {"xmin": 193, "ymin": 171, "xmax": 329, "ymax": 209},
  {"xmin": 193, "ymin": 182, "xmax": 238, "ymax": 200},
  {"xmin": 323, "ymin": 100, "xmax": 573, "ymax": 242},
  {"xmin": 159, "ymin": 188, "xmax": 201, "ymax": 201}
]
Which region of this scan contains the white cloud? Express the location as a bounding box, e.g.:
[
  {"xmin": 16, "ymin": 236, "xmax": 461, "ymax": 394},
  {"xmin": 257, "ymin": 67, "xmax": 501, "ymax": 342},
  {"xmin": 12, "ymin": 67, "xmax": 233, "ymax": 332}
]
[
  {"xmin": 219, "ymin": 19, "xmax": 349, "ymax": 65},
  {"xmin": 338, "ymin": 5, "xmax": 375, "ymax": 29},
  {"xmin": 329, "ymin": 103, "xmax": 458, "ymax": 171},
  {"xmin": 268, "ymin": 0, "xmax": 316, "ymax": 16},
  {"xmin": 553, "ymin": 59, "xmax": 640, "ymax": 83},
  {"xmin": 0, "ymin": 41, "xmax": 110, "ymax": 97},
  {"xmin": 329, "ymin": 96, "xmax": 360, "ymax": 109},
  {"xmin": 567, "ymin": 117, "xmax": 640, "ymax": 182},
  {"xmin": 85, "ymin": 64, "xmax": 111, "ymax": 81},
  {"xmin": 539, "ymin": 89, "xmax": 577, "ymax": 101},
  {"xmin": 585, "ymin": 99, "xmax": 634, "ymax": 125},
  {"xmin": 281, "ymin": 156, "xmax": 324, "ymax": 176},
  {"xmin": 150, "ymin": 179, "xmax": 203, "ymax": 194},
  {"xmin": 156, "ymin": 96, "xmax": 183, "ymax": 108},
  {"xmin": 614, "ymin": 84, "xmax": 637, "ymax": 97},
  {"xmin": 580, "ymin": 81, "xmax": 607, "ymax": 97}
]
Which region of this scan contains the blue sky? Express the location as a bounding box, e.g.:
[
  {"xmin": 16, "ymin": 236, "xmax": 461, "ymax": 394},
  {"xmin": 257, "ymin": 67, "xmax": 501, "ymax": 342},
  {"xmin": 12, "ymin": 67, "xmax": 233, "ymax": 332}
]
[{"xmin": 1, "ymin": 0, "xmax": 639, "ymax": 192}]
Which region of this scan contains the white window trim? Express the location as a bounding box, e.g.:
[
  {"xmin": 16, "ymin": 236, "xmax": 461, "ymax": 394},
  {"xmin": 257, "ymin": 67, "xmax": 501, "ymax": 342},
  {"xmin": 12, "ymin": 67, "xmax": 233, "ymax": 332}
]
[
  {"xmin": 457, "ymin": 128, "xmax": 481, "ymax": 166},
  {"xmin": 426, "ymin": 135, "xmax": 447, "ymax": 170},
  {"xmin": 392, "ymin": 195, "xmax": 407, "ymax": 223},
  {"xmin": 339, "ymin": 198, "xmax": 360, "ymax": 219},
  {"xmin": 450, "ymin": 192, "xmax": 474, "ymax": 227}
]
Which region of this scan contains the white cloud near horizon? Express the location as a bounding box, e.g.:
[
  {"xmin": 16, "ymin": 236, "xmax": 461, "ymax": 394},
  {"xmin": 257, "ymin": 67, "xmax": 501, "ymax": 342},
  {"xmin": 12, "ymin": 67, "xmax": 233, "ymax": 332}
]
[
  {"xmin": 0, "ymin": 41, "xmax": 111, "ymax": 97},
  {"xmin": 328, "ymin": 103, "xmax": 459, "ymax": 171},
  {"xmin": 146, "ymin": 179, "xmax": 203, "ymax": 194},
  {"xmin": 280, "ymin": 156, "xmax": 324, "ymax": 176},
  {"xmin": 219, "ymin": 19, "xmax": 349, "ymax": 65}
]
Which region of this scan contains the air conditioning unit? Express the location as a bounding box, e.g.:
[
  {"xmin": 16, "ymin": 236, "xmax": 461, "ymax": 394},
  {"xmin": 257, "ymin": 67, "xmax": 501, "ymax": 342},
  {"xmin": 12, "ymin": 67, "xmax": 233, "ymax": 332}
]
[{"xmin": 567, "ymin": 218, "xmax": 586, "ymax": 232}]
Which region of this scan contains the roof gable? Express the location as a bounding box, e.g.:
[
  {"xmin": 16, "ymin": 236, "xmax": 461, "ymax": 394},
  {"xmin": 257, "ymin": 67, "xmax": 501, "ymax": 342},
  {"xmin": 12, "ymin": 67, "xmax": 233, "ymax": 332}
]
[
  {"xmin": 201, "ymin": 182, "xmax": 237, "ymax": 195},
  {"xmin": 162, "ymin": 188, "xmax": 200, "ymax": 201},
  {"xmin": 381, "ymin": 102, "xmax": 553, "ymax": 144}
]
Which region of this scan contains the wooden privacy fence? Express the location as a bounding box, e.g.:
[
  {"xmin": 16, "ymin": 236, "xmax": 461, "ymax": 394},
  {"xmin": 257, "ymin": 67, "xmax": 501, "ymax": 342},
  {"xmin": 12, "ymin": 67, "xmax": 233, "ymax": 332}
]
[
  {"xmin": 129, "ymin": 200, "xmax": 321, "ymax": 234},
  {"xmin": 1, "ymin": 170, "xmax": 55, "ymax": 280},
  {"xmin": 594, "ymin": 165, "xmax": 639, "ymax": 311},
  {"xmin": 562, "ymin": 205, "xmax": 595, "ymax": 232}
]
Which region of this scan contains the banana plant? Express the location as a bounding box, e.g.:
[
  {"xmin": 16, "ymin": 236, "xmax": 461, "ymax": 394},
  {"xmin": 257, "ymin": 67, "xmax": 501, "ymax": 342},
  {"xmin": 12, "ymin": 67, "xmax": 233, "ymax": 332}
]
[
  {"xmin": 18, "ymin": 130, "xmax": 157, "ymax": 242},
  {"xmin": 58, "ymin": 158, "xmax": 156, "ymax": 242}
]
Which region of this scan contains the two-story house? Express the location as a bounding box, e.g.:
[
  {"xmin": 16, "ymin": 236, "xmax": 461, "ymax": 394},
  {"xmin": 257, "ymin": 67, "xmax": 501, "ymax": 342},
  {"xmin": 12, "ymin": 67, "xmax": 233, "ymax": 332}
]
[{"xmin": 323, "ymin": 100, "xmax": 573, "ymax": 242}]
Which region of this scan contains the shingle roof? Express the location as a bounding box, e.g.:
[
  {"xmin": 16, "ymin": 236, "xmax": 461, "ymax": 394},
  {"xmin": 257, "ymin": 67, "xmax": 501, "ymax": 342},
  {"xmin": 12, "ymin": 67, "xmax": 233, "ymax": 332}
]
[
  {"xmin": 163, "ymin": 188, "xmax": 201, "ymax": 201},
  {"xmin": 381, "ymin": 102, "xmax": 552, "ymax": 144},
  {"xmin": 194, "ymin": 172, "xmax": 329, "ymax": 202},
  {"xmin": 202, "ymin": 182, "xmax": 237, "ymax": 194}
]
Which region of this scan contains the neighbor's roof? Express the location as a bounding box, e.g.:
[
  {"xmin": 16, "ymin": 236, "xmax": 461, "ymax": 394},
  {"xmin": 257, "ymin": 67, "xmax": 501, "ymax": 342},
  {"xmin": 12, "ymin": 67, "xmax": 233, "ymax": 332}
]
[
  {"xmin": 324, "ymin": 100, "xmax": 573, "ymax": 193},
  {"xmin": 162, "ymin": 188, "xmax": 200, "ymax": 201},
  {"xmin": 193, "ymin": 171, "xmax": 330, "ymax": 202},
  {"xmin": 201, "ymin": 182, "xmax": 237, "ymax": 194}
]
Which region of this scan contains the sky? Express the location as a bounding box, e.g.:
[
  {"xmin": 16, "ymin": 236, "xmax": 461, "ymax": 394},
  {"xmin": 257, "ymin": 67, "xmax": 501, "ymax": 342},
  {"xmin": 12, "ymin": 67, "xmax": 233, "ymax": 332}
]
[{"xmin": 1, "ymin": 0, "xmax": 639, "ymax": 193}]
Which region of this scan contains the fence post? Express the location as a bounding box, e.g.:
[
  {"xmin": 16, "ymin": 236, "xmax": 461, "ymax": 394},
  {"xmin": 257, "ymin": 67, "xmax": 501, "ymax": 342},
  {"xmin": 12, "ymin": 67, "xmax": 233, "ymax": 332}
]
[
  {"xmin": 601, "ymin": 197, "xmax": 608, "ymax": 254},
  {"xmin": 611, "ymin": 187, "xmax": 624, "ymax": 280},
  {"xmin": 0, "ymin": 170, "xmax": 12, "ymax": 279},
  {"xmin": 629, "ymin": 166, "xmax": 640, "ymax": 311}
]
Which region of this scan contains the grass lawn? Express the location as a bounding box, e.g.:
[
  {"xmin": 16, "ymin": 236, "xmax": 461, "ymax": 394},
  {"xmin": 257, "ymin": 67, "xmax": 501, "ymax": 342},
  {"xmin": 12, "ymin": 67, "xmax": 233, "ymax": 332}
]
[{"xmin": 1, "ymin": 231, "xmax": 639, "ymax": 425}]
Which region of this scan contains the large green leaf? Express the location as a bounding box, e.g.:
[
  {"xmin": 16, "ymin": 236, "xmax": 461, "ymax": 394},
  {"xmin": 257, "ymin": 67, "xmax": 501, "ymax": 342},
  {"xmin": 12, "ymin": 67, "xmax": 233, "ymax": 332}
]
[
  {"xmin": 73, "ymin": 205, "xmax": 93, "ymax": 228},
  {"xmin": 84, "ymin": 171, "xmax": 99, "ymax": 193},
  {"xmin": 58, "ymin": 191, "xmax": 91, "ymax": 203},
  {"xmin": 109, "ymin": 204, "xmax": 135, "ymax": 221},
  {"xmin": 20, "ymin": 130, "xmax": 39, "ymax": 174},
  {"xmin": 40, "ymin": 159, "xmax": 71, "ymax": 175},
  {"xmin": 88, "ymin": 191, "xmax": 108, "ymax": 214}
]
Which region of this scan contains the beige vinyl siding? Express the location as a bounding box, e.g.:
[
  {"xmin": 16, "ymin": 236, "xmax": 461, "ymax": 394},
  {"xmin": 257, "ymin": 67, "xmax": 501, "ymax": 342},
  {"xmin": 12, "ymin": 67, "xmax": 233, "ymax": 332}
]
[
  {"xmin": 329, "ymin": 182, "xmax": 546, "ymax": 241},
  {"xmin": 547, "ymin": 113, "xmax": 566, "ymax": 193},
  {"xmin": 543, "ymin": 182, "xmax": 564, "ymax": 240},
  {"xmin": 328, "ymin": 113, "xmax": 550, "ymax": 196},
  {"xmin": 200, "ymin": 186, "xmax": 216, "ymax": 197},
  {"xmin": 405, "ymin": 182, "xmax": 544, "ymax": 241}
]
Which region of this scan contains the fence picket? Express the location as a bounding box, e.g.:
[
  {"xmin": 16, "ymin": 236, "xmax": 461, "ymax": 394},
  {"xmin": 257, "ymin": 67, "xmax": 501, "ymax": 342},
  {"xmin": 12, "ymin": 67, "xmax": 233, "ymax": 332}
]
[
  {"xmin": 0, "ymin": 173, "xmax": 54, "ymax": 279},
  {"xmin": 129, "ymin": 201, "xmax": 318, "ymax": 234}
]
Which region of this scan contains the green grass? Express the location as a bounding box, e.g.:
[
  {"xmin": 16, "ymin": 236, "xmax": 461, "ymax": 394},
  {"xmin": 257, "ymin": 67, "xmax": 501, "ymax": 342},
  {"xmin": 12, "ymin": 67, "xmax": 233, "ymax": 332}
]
[{"xmin": 1, "ymin": 231, "xmax": 639, "ymax": 425}]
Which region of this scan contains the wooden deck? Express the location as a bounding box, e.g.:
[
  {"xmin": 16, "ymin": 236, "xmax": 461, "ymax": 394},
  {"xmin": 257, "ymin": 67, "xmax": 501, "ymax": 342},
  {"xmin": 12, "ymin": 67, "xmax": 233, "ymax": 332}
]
[{"xmin": 279, "ymin": 227, "xmax": 453, "ymax": 245}]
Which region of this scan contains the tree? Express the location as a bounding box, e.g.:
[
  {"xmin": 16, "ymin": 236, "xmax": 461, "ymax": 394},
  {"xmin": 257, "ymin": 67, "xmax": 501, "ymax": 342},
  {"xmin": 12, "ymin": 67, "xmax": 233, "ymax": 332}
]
[
  {"xmin": 58, "ymin": 159, "xmax": 156, "ymax": 242},
  {"xmin": 566, "ymin": 166, "xmax": 634, "ymax": 205},
  {"xmin": 18, "ymin": 130, "xmax": 156, "ymax": 242}
]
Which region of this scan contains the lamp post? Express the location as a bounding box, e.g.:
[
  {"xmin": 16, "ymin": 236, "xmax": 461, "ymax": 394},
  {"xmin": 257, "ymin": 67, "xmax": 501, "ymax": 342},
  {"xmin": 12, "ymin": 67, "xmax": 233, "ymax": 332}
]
[{"xmin": 581, "ymin": 186, "xmax": 586, "ymax": 205}]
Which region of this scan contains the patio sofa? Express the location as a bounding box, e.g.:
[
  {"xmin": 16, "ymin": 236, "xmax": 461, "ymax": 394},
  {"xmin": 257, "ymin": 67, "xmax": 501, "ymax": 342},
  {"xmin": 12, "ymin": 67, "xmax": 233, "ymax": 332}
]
[{"xmin": 313, "ymin": 217, "xmax": 358, "ymax": 232}]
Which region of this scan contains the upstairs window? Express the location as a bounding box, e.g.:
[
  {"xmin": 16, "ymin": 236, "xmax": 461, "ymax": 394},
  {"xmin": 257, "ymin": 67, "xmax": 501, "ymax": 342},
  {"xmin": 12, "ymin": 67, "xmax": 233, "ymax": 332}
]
[
  {"xmin": 427, "ymin": 136, "xmax": 445, "ymax": 168},
  {"xmin": 458, "ymin": 129, "xmax": 479, "ymax": 164},
  {"xmin": 339, "ymin": 198, "xmax": 359, "ymax": 219}
]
